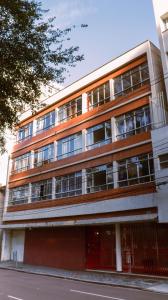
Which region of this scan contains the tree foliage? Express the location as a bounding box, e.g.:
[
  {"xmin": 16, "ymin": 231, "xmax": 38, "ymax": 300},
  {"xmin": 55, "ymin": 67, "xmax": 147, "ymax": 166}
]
[{"xmin": 0, "ymin": 0, "xmax": 86, "ymax": 152}]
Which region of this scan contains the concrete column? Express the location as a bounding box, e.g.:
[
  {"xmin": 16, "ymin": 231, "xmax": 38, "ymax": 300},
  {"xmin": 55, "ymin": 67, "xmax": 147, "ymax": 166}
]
[
  {"xmin": 28, "ymin": 183, "xmax": 32, "ymax": 203},
  {"xmin": 54, "ymin": 141, "xmax": 57, "ymax": 161},
  {"xmin": 82, "ymin": 129, "xmax": 87, "ymax": 152},
  {"xmin": 82, "ymin": 169, "xmax": 87, "ymax": 194},
  {"xmin": 4, "ymin": 156, "xmax": 12, "ymax": 214},
  {"xmin": 109, "ymin": 79, "xmax": 115, "ymax": 100},
  {"xmin": 32, "ymin": 119, "xmax": 37, "ymax": 136},
  {"xmin": 1, "ymin": 230, "xmax": 11, "ymax": 261},
  {"xmin": 52, "ymin": 177, "xmax": 56, "ymax": 199},
  {"xmin": 30, "ymin": 150, "xmax": 34, "ymax": 169},
  {"xmin": 113, "ymin": 161, "xmax": 118, "ymax": 188},
  {"xmin": 115, "ymin": 223, "xmax": 122, "ymax": 272},
  {"xmin": 111, "ymin": 117, "xmax": 116, "ymax": 143},
  {"xmin": 82, "ymin": 93, "xmax": 88, "ymax": 114},
  {"xmin": 55, "ymin": 107, "xmax": 59, "ymax": 126}
]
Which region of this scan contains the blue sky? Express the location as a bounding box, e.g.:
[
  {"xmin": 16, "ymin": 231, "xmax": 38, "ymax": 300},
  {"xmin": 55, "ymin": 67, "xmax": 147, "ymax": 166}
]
[{"xmin": 41, "ymin": 0, "xmax": 158, "ymax": 86}]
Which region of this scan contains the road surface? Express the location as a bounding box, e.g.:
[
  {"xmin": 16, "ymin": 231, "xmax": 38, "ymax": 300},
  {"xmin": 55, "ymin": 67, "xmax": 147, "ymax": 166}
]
[{"xmin": 0, "ymin": 269, "xmax": 167, "ymax": 300}]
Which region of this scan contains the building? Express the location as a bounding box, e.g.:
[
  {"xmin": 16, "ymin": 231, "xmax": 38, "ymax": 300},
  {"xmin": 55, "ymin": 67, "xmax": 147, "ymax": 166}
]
[
  {"xmin": 1, "ymin": 40, "xmax": 168, "ymax": 275},
  {"xmin": 152, "ymin": 0, "xmax": 168, "ymax": 224},
  {"xmin": 0, "ymin": 186, "xmax": 5, "ymax": 258}
]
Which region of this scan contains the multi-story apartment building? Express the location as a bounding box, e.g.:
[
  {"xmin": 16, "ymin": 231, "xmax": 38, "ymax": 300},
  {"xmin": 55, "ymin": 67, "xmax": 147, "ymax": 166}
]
[
  {"xmin": 1, "ymin": 40, "xmax": 168, "ymax": 275},
  {"xmin": 152, "ymin": 0, "xmax": 168, "ymax": 225}
]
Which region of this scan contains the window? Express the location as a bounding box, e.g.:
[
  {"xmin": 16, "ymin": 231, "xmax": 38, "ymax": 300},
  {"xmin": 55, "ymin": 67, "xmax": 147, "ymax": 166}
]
[
  {"xmin": 34, "ymin": 143, "xmax": 54, "ymax": 167},
  {"xmin": 9, "ymin": 185, "xmax": 29, "ymax": 205},
  {"xmin": 36, "ymin": 110, "xmax": 55, "ymax": 134},
  {"xmin": 17, "ymin": 122, "xmax": 33, "ymax": 142},
  {"xmin": 86, "ymin": 120, "xmax": 112, "ymax": 150},
  {"xmin": 55, "ymin": 171, "xmax": 82, "ymax": 198},
  {"xmin": 87, "ymin": 82, "xmax": 110, "ymax": 110},
  {"xmin": 86, "ymin": 164, "xmax": 113, "ymax": 193},
  {"xmin": 114, "ymin": 63, "xmax": 150, "ymax": 98},
  {"xmin": 115, "ymin": 106, "xmax": 151, "ymax": 140},
  {"xmin": 159, "ymin": 153, "xmax": 168, "ymax": 169},
  {"xmin": 58, "ymin": 97, "xmax": 82, "ymax": 123},
  {"xmin": 31, "ymin": 179, "xmax": 52, "ymax": 202},
  {"xmin": 163, "ymin": 17, "xmax": 168, "ymax": 30},
  {"xmin": 12, "ymin": 152, "xmax": 31, "ymax": 174},
  {"xmin": 57, "ymin": 132, "xmax": 82, "ymax": 160},
  {"xmin": 118, "ymin": 153, "xmax": 154, "ymax": 187}
]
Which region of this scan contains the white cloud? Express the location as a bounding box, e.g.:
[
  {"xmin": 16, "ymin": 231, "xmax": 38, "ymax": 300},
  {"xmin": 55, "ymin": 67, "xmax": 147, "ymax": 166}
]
[{"xmin": 45, "ymin": 0, "xmax": 97, "ymax": 28}]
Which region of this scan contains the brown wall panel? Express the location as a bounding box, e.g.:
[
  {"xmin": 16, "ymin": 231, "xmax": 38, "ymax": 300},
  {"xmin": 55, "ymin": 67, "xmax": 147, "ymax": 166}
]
[{"xmin": 24, "ymin": 227, "xmax": 86, "ymax": 270}]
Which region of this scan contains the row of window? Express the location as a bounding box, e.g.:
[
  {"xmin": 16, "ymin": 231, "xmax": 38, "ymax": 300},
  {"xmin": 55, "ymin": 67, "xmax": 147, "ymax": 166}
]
[
  {"xmin": 17, "ymin": 62, "xmax": 150, "ymax": 142},
  {"xmin": 12, "ymin": 106, "xmax": 151, "ymax": 174},
  {"xmin": 9, "ymin": 153, "xmax": 154, "ymax": 206}
]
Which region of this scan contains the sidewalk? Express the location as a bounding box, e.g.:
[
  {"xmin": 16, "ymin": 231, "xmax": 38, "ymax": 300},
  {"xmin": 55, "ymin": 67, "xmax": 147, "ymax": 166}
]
[{"xmin": 0, "ymin": 261, "xmax": 168, "ymax": 294}]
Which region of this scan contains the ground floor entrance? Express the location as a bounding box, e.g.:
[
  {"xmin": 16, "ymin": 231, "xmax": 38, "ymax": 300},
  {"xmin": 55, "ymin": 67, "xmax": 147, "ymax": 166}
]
[
  {"xmin": 85, "ymin": 226, "xmax": 116, "ymax": 270},
  {"xmin": 3, "ymin": 222, "xmax": 168, "ymax": 276}
]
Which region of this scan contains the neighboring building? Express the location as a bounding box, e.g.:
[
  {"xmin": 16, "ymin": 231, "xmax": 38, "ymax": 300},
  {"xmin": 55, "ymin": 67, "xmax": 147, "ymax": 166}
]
[
  {"xmin": 0, "ymin": 186, "xmax": 5, "ymax": 258},
  {"xmin": 152, "ymin": 1, "xmax": 168, "ymax": 224},
  {"xmin": 153, "ymin": 0, "xmax": 168, "ymax": 98},
  {"xmin": 1, "ymin": 40, "xmax": 168, "ymax": 276}
]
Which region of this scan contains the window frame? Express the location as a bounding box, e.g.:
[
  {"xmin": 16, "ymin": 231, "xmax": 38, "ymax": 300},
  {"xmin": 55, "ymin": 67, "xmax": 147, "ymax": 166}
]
[
  {"xmin": 12, "ymin": 152, "xmax": 31, "ymax": 174},
  {"xmin": 115, "ymin": 105, "xmax": 151, "ymax": 140},
  {"xmin": 9, "ymin": 185, "xmax": 29, "ymax": 206},
  {"xmin": 86, "ymin": 120, "xmax": 112, "ymax": 150},
  {"xmin": 114, "ymin": 62, "xmax": 150, "ymax": 98},
  {"xmin": 86, "ymin": 163, "xmax": 113, "ymax": 193},
  {"xmin": 55, "ymin": 171, "xmax": 82, "ymax": 198},
  {"xmin": 31, "ymin": 179, "xmax": 52, "ymax": 202},
  {"xmin": 118, "ymin": 153, "xmax": 154, "ymax": 187},
  {"xmin": 36, "ymin": 110, "xmax": 55, "ymax": 134},
  {"xmin": 57, "ymin": 132, "xmax": 82, "ymax": 160},
  {"xmin": 17, "ymin": 122, "xmax": 33, "ymax": 143},
  {"xmin": 58, "ymin": 96, "xmax": 82, "ymax": 124},
  {"xmin": 34, "ymin": 143, "xmax": 54, "ymax": 167},
  {"xmin": 87, "ymin": 81, "xmax": 110, "ymax": 110}
]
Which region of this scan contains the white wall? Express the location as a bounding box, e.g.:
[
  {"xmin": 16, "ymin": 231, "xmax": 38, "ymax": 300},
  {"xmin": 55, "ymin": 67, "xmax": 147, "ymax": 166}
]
[
  {"xmin": 1, "ymin": 230, "xmax": 25, "ymax": 262},
  {"xmin": 152, "ymin": 0, "xmax": 168, "ymax": 101},
  {"xmin": 151, "ymin": 125, "xmax": 168, "ymax": 222},
  {"xmin": 11, "ymin": 230, "xmax": 25, "ymax": 262}
]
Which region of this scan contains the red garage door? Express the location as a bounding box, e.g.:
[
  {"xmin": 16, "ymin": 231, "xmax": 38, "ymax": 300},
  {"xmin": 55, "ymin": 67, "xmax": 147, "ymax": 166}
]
[{"xmin": 24, "ymin": 227, "xmax": 86, "ymax": 270}]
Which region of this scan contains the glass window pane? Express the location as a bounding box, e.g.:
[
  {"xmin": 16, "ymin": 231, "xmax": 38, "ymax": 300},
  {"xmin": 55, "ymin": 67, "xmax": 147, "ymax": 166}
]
[
  {"xmin": 114, "ymin": 77, "xmax": 122, "ymax": 95},
  {"xmin": 141, "ymin": 64, "xmax": 149, "ymax": 81},
  {"xmin": 132, "ymin": 68, "xmax": 141, "ymax": 85}
]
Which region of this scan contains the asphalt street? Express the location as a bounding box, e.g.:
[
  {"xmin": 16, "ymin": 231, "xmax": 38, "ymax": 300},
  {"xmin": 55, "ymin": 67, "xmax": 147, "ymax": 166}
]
[{"xmin": 0, "ymin": 269, "xmax": 167, "ymax": 300}]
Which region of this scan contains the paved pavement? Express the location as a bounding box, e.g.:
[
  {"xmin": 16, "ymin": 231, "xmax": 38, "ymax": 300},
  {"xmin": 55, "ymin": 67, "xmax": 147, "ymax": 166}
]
[
  {"xmin": 0, "ymin": 269, "xmax": 167, "ymax": 300},
  {"xmin": 0, "ymin": 261, "xmax": 168, "ymax": 295}
]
